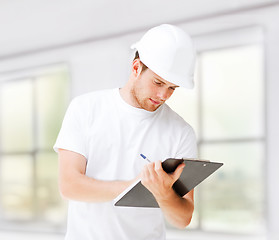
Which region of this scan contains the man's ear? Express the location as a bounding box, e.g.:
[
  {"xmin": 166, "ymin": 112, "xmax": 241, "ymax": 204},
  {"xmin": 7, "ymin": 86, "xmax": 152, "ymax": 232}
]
[{"xmin": 132, "ymin": 59, "xmax": 142, "ymax": 78}]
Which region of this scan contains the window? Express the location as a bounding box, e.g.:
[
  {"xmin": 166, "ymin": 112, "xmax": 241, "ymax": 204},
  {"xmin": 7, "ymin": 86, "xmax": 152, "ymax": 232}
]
[
  {"xmin": 0, "ymin": 65, "xmax": 70, "ymax": 232},
  {"xmin": 167, "ymin": 44, "xmax": 265, "ymax": 234}
]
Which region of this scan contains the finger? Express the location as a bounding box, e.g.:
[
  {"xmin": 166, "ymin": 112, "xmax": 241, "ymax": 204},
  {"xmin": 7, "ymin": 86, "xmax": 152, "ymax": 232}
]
[
  {"xmin": 141, "ymin": 164, "xmax": 150, "ymax": 179},
  {"xmin": 144, "ymin": 162, "xmax": 160, "ymax": 184},
  {"xmin": 172, "ymin": 163, "xmax": 185, "ymax": 181},
  {"xmin": 154, "ymin": 161, "xmax": 164, "ymax": 175},
  {"xmin": 146, "ymin": 162, "xmax": 155, "ymax": 174},
  {"xmin": 144, "ymin": 162, "xmax": 156, "ymax": 180}
]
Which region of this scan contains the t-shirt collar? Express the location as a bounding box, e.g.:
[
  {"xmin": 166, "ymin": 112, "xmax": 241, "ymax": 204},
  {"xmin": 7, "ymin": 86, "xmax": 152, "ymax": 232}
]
[{"xmin": 114, "ymin": 88, "xmax": 162, "ymax": 117}]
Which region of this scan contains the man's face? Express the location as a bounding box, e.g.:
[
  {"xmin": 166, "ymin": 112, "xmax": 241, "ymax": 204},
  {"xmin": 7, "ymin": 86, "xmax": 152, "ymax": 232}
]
[{"xmin": 131, "ymin": 63, "xmax": 179, "ymax": 112}]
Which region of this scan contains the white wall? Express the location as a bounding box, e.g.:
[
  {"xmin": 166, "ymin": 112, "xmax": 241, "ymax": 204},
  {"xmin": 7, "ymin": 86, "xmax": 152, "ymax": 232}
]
[
  {"xmin": 0, "ymin": 4, "xmax": 279, "ymax": 240},
  {"xmin": 0, "ymin": 33, "xmax": 139, "ymax": 97}
]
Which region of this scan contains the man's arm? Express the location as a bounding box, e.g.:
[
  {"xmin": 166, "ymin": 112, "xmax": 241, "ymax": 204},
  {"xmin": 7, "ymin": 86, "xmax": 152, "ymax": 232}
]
[
  {"xmin": 58, "ymin": 149, "xmax": 136, "ymax": 202},
  {"xmin": 141, "ymin": 161, "xmax": 194, "ymax": 229}
]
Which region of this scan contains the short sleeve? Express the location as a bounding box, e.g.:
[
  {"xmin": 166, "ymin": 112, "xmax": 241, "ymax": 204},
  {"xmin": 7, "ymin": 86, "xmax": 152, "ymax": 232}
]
[
  {"xmin": 175, "ymin": 126, "xmax": 198, "ymax": 159},
  {"xmin": 53, "ymin": 97, "xmax": 88, "ymax": 159}
]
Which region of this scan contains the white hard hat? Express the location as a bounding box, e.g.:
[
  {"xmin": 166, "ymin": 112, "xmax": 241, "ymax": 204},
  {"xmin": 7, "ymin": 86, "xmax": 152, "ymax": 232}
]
[{"xmin": 131, "ymin": 24, "xmax": 196, "ymax": 89}]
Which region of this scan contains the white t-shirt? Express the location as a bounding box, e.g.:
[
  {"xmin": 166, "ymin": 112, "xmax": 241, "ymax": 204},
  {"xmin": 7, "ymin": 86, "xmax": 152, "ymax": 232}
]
[{"xmin": 54, "ymin": 88, "xmax": 197, "ymax": 240}]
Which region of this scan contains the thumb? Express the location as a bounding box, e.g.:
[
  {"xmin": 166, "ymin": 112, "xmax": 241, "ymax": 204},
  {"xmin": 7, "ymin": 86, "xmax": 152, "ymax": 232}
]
[{"xmin": 172, "ymin": 163, "xmax": 185, "ymax": 181}]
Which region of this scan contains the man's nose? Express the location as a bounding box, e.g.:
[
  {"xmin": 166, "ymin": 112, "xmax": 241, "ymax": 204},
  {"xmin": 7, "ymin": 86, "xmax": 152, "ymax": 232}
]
[{"xmin": 157, "ymin": 88, "xmax": 170, "ymax": 101}]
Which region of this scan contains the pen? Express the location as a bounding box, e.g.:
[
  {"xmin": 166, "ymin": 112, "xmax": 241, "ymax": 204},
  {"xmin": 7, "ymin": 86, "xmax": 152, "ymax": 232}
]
[{"xmin": 140, "ymin": 154, "xmax": 151, "ymax": 163}]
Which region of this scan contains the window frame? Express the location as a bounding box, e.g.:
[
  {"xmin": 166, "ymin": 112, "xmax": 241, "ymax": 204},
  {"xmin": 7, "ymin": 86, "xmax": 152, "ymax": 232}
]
[
  {"xmin": 166, "ymin": 25, "xmax": 267, "ymax": 238},
  {"xmin": 0, "ymin": 63, "xmax": 70, "ymax": 233}
]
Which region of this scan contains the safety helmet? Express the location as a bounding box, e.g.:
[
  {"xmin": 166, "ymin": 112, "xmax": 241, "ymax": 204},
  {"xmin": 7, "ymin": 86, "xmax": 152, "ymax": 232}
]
[{"xmin": 131, "ymin": 24, "xmax": 196, "ymax": 89}]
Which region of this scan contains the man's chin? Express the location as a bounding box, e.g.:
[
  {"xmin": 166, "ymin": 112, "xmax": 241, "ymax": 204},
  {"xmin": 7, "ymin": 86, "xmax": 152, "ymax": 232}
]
[
  {"xmin": 137, "ymin": 99, "xmax": 163, "ymax": 112},
  {"xmin": 144, "ymin": 103, "xmax": 162, "ymax": 112}
]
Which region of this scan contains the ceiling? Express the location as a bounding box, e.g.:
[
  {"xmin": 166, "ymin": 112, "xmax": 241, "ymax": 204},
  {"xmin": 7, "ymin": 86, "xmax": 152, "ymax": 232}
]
[{"xmin": 0, "ymin": 0, "xmax": 278, "ymax": 59}]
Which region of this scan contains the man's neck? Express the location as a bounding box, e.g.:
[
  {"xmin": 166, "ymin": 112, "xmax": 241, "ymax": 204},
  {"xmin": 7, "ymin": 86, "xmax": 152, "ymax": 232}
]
[{"xmin": 119, "ymin": 83, "xmax": 141, "ymax": 109}]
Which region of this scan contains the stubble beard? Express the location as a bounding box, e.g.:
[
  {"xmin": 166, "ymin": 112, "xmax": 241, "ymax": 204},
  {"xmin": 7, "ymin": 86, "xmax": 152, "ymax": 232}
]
[{"xmin": 130, "ymin": 86, "xmax": 159, "ymax": 112}]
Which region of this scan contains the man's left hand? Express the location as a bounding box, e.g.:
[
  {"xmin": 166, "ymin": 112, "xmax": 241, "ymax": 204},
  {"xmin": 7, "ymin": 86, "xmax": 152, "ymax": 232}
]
[{"xmin": 140, "ymin": 161, "xmax": 185, "ymax": 200}]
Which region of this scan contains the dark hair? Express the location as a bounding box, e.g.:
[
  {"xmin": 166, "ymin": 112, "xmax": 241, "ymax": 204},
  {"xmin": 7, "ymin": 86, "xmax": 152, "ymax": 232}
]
[{"xmin": 133, "ymin": 51, "xmax": 148, "ymax": 73}]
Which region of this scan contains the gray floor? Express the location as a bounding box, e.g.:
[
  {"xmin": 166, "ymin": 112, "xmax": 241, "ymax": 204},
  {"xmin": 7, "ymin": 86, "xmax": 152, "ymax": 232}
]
[
  {"xmin": 0, "ymin": 230, "xmax": 267, "ymax": 240},
  {"xmin": 0, "ymin": 231, "xmax": 64, "ymax": 240}
]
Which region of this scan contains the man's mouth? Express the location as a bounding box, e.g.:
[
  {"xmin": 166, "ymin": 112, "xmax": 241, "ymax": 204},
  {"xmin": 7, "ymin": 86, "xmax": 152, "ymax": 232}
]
[{"xmin": 149, "ymin": 98, "xmax": 161, "ymax": 105}]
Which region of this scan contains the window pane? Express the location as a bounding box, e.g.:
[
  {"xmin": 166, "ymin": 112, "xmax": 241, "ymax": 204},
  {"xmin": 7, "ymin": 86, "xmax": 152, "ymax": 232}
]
[
  {"xmin": 36, "ymin": 72, "xmax": 70, "ymax": 149},
  {"xmin": 199, "ymin": 142, "xmax": 265, "ymax": 233},
  {"xmin": 0, "ymin": 155, "xmax": 33, "ymax": 220},
  {"xmin": 167, "ymin": 88, "xmax": 199, "ymax": 138},
  {"xmin": 166, "ymin": 62, "xmax": 200, "ymax": 139},
  {"xmin": 187, "ymin": 189, "xmax": 200, "ymax": 229},
  {"xmin": 201, "ymin": 45, "xmax": 264, "ymax": 140},
  {"xmin": 0, "ymin": 67, "xmax": 69, "ymax": 232},
  {"xmin": 36, "ymin": 152, "xmax": 67, "ymax": 225},
  {"xmin": 0, "ymin": 79, "xmax": 33, "ymax": 152}
]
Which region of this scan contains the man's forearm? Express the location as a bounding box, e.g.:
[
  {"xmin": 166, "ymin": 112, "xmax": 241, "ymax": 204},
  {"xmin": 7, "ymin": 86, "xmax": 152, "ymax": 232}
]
[
  {"xmin": 59, "ymin": 172, "xmax": 134, "ymax": 202},
  {"xmin": 156, "ymin": 189, "xmax": 194, "ymax": 229},
  {"xmin": 140, "ymin": 161, "xmax": 194, "ymax": 229},
  {"xmin": 58, "ymin": 149, "xmax": 136, "ymax": 202}
]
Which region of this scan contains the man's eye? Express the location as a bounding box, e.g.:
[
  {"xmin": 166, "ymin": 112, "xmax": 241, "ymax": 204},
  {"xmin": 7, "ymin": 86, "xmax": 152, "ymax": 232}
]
[{"xmin": 154, "ymin": 81, "xmax": 162, "ymax": 85}]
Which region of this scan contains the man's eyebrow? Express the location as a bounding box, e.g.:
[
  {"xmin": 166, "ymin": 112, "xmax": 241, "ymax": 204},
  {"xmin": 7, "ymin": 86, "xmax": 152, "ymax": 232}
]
[
  {"xmin": 154, "ymin": 77, "xmax": 179, "ymax": 88},
  {"xmin": 154, "ymin": 77, "xmax": 164, "ymax": 83}
]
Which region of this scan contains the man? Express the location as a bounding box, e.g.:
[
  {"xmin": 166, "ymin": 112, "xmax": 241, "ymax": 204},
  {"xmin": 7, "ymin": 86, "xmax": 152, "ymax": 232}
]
[{"xmin": 54, "ymin": 24, "xmax": 197, "ymax": 240}]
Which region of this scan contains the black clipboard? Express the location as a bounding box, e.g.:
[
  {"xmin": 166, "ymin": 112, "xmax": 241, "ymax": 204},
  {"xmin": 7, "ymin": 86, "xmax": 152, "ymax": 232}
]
[{"xmin": 114, "ymin": 158, "xmax": 223, "ymax": 208}]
